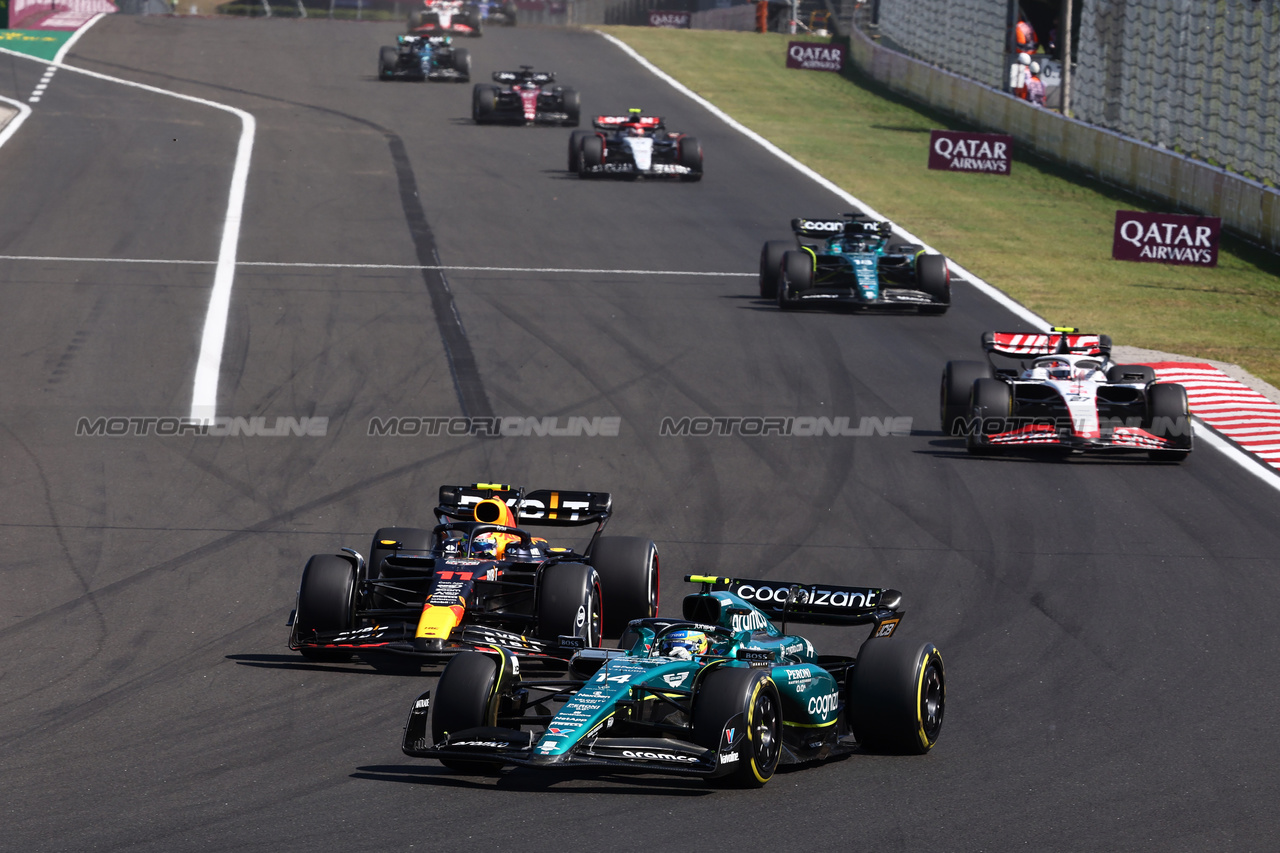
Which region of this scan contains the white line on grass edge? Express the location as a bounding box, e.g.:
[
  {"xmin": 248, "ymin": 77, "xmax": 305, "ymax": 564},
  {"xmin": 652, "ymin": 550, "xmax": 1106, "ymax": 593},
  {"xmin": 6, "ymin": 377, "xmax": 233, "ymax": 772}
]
[
  {"xmin": 0, "ymin": 33, "xmax": 254, "ymax": 426},
  {"xmin": 594, "ymin": 30, "xmax": 1280, "ymax": 493}
]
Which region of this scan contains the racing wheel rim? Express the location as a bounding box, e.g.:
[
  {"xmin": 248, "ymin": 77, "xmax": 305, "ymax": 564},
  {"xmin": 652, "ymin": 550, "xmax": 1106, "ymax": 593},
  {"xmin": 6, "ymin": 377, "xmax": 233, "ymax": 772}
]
[{"xmin": 748, "ymin": 680, "xmax": 781, "ymax": 779}]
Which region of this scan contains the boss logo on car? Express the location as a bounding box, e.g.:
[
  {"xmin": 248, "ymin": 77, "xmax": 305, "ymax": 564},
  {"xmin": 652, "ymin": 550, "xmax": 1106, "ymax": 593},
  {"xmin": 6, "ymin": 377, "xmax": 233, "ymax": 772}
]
[{"xmin": 621, "ymin": 750, "xmax": 699, "ymax": 763}]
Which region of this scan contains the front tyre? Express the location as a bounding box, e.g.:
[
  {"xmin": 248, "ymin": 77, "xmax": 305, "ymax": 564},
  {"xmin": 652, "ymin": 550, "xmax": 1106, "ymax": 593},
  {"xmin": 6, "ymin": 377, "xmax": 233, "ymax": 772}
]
[
  {"xmin": 589, "ymin": 537, "xmax": 659, "ymax": 636},
  {"xmin": 778, "ymin": 250, "xmax": 812, "ymax": 311},
  {"xmin": 567, "ymin": 130, "xmax": 590, "ymax": 172},
  {"xmin": 578, "ymin": 134, "xmax": 604, "ymax": 178},
  {"xmin": 677, "ymin": 135, "xmax": 703, "ymax": 182},
  {"xmin": 692, "ymin": 667, "xmax": 782, "ymax": 787},
  {"xmin": 294, "ymin": 554, "xmax": 357, "ymax": 662},
  {"xmin": 849, "ymin": 640, "xmax": 945, "ymax": 754},
  {"xmin": 967, "ymin": 377, "xmax": 1012, "ymax": 454},
  {"xmin": 758, "ymin": 240, "xmax": 790, "ymax": 299},
  {"xmin": 451, "ymin": 47, "xmax": 471, "ymax": 82},
  {"xmin": 1146, "ymin": 382, "xmax": 1192, "ymax": 462},
  {"xmin": 560, "ymin": 87, "xmax": 580, "ymax": 127},
  {"xmin": 940, "ymin": 360, "xmax": 991, "ymax": 436},
  {"xmin": 432, "ymin": 652, "xmax": 502, "ymax": 772},
  {"xmin": 915, "ymin": 253, "xmax": 950, "ymax": 309}
]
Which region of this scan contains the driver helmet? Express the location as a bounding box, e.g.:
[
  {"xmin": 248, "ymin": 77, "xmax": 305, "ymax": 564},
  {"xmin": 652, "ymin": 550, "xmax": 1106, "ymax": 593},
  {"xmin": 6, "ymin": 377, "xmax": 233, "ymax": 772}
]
[
  {"xmin": 1040, "ymin": 357, "xmax": 1074, "ymax": 380},
  {"xmin": 659, "ymin": 629, "xmax": 709, "ymax": 660}
]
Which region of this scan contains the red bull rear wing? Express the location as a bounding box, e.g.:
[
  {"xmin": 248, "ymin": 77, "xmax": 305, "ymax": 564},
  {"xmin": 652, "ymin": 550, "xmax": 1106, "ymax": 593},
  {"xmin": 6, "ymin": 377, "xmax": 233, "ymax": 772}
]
[{"xmin": 437, "ymin": 483, "xmax": 611, "ymax": 525}]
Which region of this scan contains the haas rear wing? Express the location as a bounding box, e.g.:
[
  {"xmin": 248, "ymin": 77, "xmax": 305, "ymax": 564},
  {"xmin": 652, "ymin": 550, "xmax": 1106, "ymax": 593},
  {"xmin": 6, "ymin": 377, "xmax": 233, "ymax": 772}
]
[
  {"xmin": 983, "ymin": 328, "xmax": 1113, "ymax": 358},
  {"xmin": 687, "ymin": 575, "xmax": 903, "ymax": 628},
  {"xmin": 437, "ymin": 483, "xmax": 611, "ymax": 525}
]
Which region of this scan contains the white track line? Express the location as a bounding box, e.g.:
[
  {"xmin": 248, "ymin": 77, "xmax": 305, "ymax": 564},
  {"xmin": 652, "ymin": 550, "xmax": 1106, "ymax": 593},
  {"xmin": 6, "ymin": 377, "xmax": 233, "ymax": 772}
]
[
  {"xmin": 0, "ymin": 44, "xmax": 255, "ymax": 425},
  {"xmin": 0, "ymin": 95, "xmax": 33, "ymax": 148},
  {"xmin": 595, "ymin": 31, "xmax": 1280, "ymax": 494},
  {"xmin": 0, "ymin": 254, "xmax": 751, "ymax": 276}
]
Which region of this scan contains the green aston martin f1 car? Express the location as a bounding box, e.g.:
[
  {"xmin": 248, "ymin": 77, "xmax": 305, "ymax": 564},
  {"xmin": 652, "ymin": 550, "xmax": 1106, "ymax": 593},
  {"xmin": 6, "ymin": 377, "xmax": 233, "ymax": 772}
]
[{"xmin": 401, "ymin": 574, "xmax": 945, "ymax": 786}]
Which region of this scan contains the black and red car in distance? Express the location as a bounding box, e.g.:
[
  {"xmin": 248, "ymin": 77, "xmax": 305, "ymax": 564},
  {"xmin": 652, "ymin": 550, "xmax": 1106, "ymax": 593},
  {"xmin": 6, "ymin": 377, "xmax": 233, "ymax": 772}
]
[
  {"xmin": 472, "ymin": 68, "xmax": 580, "ymax": 126},
  {"xmin": 759, "ymin": 212, "xmax": 950, "ymax": 312},
  {"xmin": 288, "ymin": 483, "xmax": 660, "ymax": 666},
  {"xmin": 567, "ymin": 110, "xmax": 703, "ymax": 181},
  {"xmin": 940, "ymin": 328, "xmax": 1194, "ymax": 460}
]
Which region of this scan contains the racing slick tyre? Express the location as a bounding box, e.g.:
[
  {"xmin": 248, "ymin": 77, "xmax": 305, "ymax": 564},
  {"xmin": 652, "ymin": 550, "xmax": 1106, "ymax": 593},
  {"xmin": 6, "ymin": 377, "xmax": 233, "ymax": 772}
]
[
  {"xmin": 560, "ymin": 87, "xmax": 580, "ymax": 127},
  {"xmin": 535, "ymin": 563, "xmax": 602, "ymax": 645},
  {"xmin": 578, "ymin": 134, "xmax": 604, "ymax": 178},
  {"xmin": 967, "ymin": 377, "xmax": 1012, "ymax": 455},
  {"xmin": 940, "ymin": 360, "xmax": 992, "ymax": 437},
  {"xmin": 849, "ymin": 640, "xmax": 944, "ymax": 755},
  {"xmin": 915, "ymin": 253, "xmax": 950, "ymax": 310},
  {"xmin": 472, "ymin": 84, "xmax": 497, "ymax": 123},
  {"xmin": 451, "ymin": 47, "xmax": 471, "ymax": 82},
  {"xmin": 466, "ymin": 12, "xmax": 483, "ymax": 34},
  {"xmin": 1107, "ymin": 364, "xmax": 1156, "ymax": 385},
  {"xmin": 432, "ymin": 652, "xmax": 503, "ymax": 772},
  {"xmin": 692, "ymin": 667, "xmax": 782, "ymax": 787},
  {"xmin": 777, "ymin": 250, "xmax": 812, "ymax": 311},
  {"xmin": 1146, "ymin": 382, "xmax": 1192, "ymax": 462},
  {"xmin": 378, "ymin": 46, "xmax": 398, "ymax": 79},
  {"xmin": 758, "ymin": 240, "xmax": 790, "ymax": 299},
  {"xmin": 589, "ymin": 537, "xmax": 659, "ymax": 637},
  {"xmin": 567, "ymin": 130, "xmax": 591, "ymax": 171},
  {"xmin": 295, "ymin": 554, "xmax": 357, "ymax": 662},
  {"xmin": 677, "ymin": 135, "xmax": 703, "ymax": 182}
]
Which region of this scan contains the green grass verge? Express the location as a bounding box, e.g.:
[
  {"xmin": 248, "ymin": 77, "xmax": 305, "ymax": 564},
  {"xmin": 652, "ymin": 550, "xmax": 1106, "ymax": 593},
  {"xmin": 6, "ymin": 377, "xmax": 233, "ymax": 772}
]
[{"xmin": 600, "ymin": 27, "xmax": 1280, "ymax": 386}]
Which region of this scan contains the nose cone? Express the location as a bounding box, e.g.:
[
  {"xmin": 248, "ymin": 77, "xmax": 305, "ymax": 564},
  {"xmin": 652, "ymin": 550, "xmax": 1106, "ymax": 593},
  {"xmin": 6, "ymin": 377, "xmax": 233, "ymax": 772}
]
[{"xmin": 624, "ymin": 136, "xmax": 653, "ymax": 170}]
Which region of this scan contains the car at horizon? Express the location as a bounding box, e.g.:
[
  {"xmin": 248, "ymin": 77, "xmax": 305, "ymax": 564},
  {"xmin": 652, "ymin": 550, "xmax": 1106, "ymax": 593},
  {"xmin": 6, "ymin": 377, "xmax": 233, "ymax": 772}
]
[
  {"xmin": 408, "ymin": 0, "xmax": 482, "ymax": 36},
  {"xmin": 377, "ymin": 34, "xmax": 471, "ymax": 83},
  {"xmin": 401, "ymin": 573, "xmax": 945, "ymax": 786},
  {"xmin": 759, "ymin": 211, "xmax": 950, "ymax": 312},
  {"xmin": 940, "ymin": 327, "xmax": 1194, "ymax": 460},
  {"xmin": 288, "ymin": 483, "xmax": 659, "ymax": 666}
]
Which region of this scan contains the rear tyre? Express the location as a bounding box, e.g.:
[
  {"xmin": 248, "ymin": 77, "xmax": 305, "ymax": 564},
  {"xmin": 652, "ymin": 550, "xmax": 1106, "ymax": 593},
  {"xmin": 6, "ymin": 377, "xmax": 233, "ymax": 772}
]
[
  {"xmin": 432, "ymin": 652, "xmax": 502, "ymax": 772},
  {"xmin": 578, "ymin": 134, "xmax": 604, "ymax": 178},
  {"xmin": 472, "ymin": 84, "xmax": 496, "ymax": 123},
  {"xmin": 940, "ymin": 360, "xmax": 991, "ymax": 436},
  {"xmin": 758, "ymin": 240, "xmax": 790, "ymax": 299},
  {"xmin": 678, "ymin": 135, "xmax": 703, "ymax": 182},
  {"xmin": 849, "ymin": 640, "xmax": 945, "ymax": 754},
  {"xmin": 295, "ymin": 555, "xmax": 357, "ymax": 662},
  {"xmin": 1107, "ymin": 364, "xmax": 1156, "ymax": 385},
  {"xmin": 452, "ymin": 47, "xmax": 471, "ymax": 82},
  {"xmin": 536, "ymin": 563, "xmax": 602, "ymax": 645},
  {"xmin": 378, "ymin": 46, "xmax": 398, "ymax": 79},
  {"xmin": 560, "ymin": 87, "xmax": 580, "ymax": 126},
  {"xmin": 692, "ymin": 667, "xmax": 782, "ymax": 787},
  {"xmin": 567, "ymin": 130, "xmax": 590, "ymax": 171},
  {"xmin": 589, "ymin": 537, "xmax": 659, "ymax": 637},
  {"xmin": 967, "ymin": 377, "xmax": 1012, "ymax": 455},
  {"xmin": 778, "ymin": 250, "xmax": 812, "ymax": 310},
  {"xmin": 1146, "ymin": 382, "xmax": 1192, "ymax": 462},
  {"xmin": 915, "ymin": 253, "xmax": 950, "ymax": 308}
]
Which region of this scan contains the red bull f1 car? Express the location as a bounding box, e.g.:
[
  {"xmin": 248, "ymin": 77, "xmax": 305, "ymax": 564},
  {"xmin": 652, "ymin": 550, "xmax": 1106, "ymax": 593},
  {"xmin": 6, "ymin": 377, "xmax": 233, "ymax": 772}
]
[
  {"xmin": 472, "ymin": 67, "xmax": 580, "ymax": 126},
  {"xmin": 401, "ymin": 574, "xmax": 945, "ymax": 787},
  {"xmin": 288, "ymin": 483, "xmax": 659, "ymax": 665},
  {"xmin": 568, "ymin": 109, "xmax": 703, "ymax": 181},
  {"xmin": 940, "ymin": 327, "xmax": 1193, "ymax": 460},
  {"xmin": 378, "ymin": 35, "xmax": 471, "ymax": 83},
  {"xmin": 759, "ymin": 212, "xmax": 950, "ymax": 312},
  {"xmin": 408, "ymin": 0, "xmax": 482, "ymax": 36}
]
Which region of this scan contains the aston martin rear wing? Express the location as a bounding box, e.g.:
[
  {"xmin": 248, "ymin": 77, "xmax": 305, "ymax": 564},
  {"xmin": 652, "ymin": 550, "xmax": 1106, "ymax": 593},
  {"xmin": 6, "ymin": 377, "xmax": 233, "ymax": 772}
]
[
  {"xmin": 436, "ymin": 483, "xmax": 612, "ymax": 526},
  {"xmin": 686, "ymin": 575, "xmax": 903, "ymax": 628},
  {"xmin": 982, "ymin": 328, "xmax": 1113, "ymax": 359}
]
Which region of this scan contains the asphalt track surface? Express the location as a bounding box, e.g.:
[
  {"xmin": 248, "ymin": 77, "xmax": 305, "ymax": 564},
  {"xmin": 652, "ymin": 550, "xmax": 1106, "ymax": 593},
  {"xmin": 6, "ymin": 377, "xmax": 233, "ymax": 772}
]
[{"xmin": 2, "ymin": 17, "xmax": 1279, "ymax": 853}]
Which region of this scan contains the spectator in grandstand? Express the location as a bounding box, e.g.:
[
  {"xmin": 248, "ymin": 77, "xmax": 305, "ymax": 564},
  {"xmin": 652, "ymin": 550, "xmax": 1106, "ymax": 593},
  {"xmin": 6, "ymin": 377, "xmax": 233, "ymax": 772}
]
[{"xmin": 1026, "ymin": 61, "xmax": 1046, "ymax": 106}]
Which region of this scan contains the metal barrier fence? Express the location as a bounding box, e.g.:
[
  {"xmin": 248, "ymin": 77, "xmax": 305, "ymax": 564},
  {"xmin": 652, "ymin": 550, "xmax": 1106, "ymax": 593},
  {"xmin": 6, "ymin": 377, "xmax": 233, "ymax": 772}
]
[
  {"xmin": 1074, "ymin": 0, "xmax": 1278, "ymax": 187},
  {"xmin": 874, "ymin": 0, "xmax": 1006, "ymax": 89}
]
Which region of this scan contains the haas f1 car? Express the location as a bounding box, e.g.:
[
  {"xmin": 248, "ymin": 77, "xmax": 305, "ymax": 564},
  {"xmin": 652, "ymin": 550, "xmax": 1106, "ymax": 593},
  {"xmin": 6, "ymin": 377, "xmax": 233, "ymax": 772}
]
[
  {"xmin": 378, "ymin": 35, "xmax": 471, "ymax": 82},
  {"xmin": 941, "ymin": 328, "xmax": 1194, "ymax": 460},
  {"xmin": 473, "ymin": 68, "xmax": 579, "ymax": 126},
  {"xmin": 568, "ymin": 109, "xmax": 703, "ymax": 181},
  {"xmin": 402, "ymin": 574, "xmax": 944, "ymax": 786},
  {"xmin": 409, "ymin": 0, "xmax": 482, "ymax": 36},
  {"xmin": 288, "ymin": 484, "xmax": 659, "ymax": 664},
  {"xmin": 759, "ymin": 212, "xmax": 950, "ymax": 313}
]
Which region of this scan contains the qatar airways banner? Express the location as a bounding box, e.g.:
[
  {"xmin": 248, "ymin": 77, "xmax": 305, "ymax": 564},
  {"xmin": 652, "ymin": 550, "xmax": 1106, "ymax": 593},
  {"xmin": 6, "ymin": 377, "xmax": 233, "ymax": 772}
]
[
  {"xmin": 647, "ymin": 10, "xmax": 689, "ymax": 28},
  {"xmin": 8, "ymin": 0, "xmax": 114, "ymax": 30},
  {"xmin": 785, "ymin": 41, "xmax": 845, "ymax": 72},
  {"xmin": 1112, "ymin": 211, "xmax": 1220, "ymax": 267},
  {"xmin": 928, "ymin": 130, "xmax": 1012, "ymax": 175}
]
